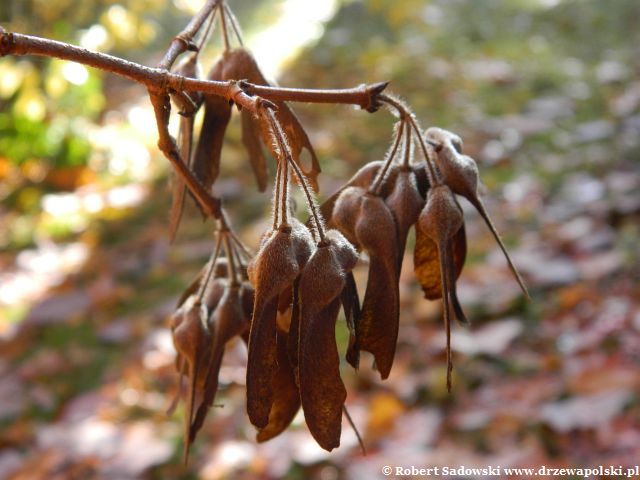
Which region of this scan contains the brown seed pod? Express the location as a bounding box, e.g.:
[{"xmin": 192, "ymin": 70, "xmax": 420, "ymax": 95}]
[
  {"xmin": 321, "ymin": 160, "xmax": 399, "ymax": 224},
  {"xmin": 354, "ymin": 194, "xmax": 401, "ymax": 380},
  {"xmin": 170, "ymin": 295, "xmax": 211, "ymax": 462},
  {"xmin": 417, "ymin": 184, "xmax": 464, "ymax": 390},
  {"xmin": 425, "ymin": 127, "xmax": 529, "ymax": 298},
  {"xmin": 342, "ymin": 271, "xmax": 361, "ymax": 369},
  {"xmin": 331, "ymin": 185, "xmax": 366, "ymax": 249},
  {"xmin": 241, "ymin": 109, "xmax": 268, "ymax": 191},
  {"xmin": 384, "ymin": 167, "xmax": 425, "ymax": 266},
  {"xmin": 246, "ymin": 219, "xmax": 314, "ymax": 429},
  {"xmin": 220, "ymin": 48, "xmax": 321, "ymax": 191},
  {"xmin": 414, "ymin": 218, "xmax": 469, "ymax": 325},
  {"xmin": 169, "ymin": 52, "xmax": 201, "ymax": 241},
  {"xmin": 189, "ymin": 284, "xmax": 249, "ymax": 443},
  {"xmin": 191, "ymin": 57, "xmax": 232, "ymax": 197},
  {"xmin": 298, "ymin": 229, "xmax": 358, "ymax": 450},
  {"xmin": 256, "ymin": 329, "xmax": 300, "ymax": 442}
]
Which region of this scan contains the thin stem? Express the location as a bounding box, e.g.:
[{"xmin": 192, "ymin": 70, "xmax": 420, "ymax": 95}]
[
  {"xmin": 148, "ymin": 91, "xmax": 223, "ymax": 219},
  {"xmin": 219, "ymin": 1, "xmax": 230, "ymax": 51},
  {"xmin": 378, "ymin": 94, "xmax": 440, "ymax": 186},
  {"xmin": 264, "ymin": 109, "xmax": 325, "ymax": 242},
  {"xmin": 369, "ymin": 119, "xmax": 404, "ymax": 196},
  {"xmin": 272, "ymin": 155, "xmax": 283, "ymax": 230},
  {"xmin": 230, "ymin": 232, "xmax": 253, "ymax": 260},
  {"xmin": 196, "ymin": 3, "xmax": 218, "ymax": 53},
  {"xmin": 158, "ymin": 0, "xmax": 219, "ymax": 70},
  {"xmin": 223, "ymin": 234, "xmax": 240, "ymax": 286},
  {"xmin": 402, "ymin": 115, "xmax": 412, "ymax": 168},
  {"xmin": 223, "ymin": 2, "xmax": 245, "ymax": 46},
  {"xmin": 280, "ymin": 146, "xmax": 290, "ymax": 227},
  {"xmin": 343, "ymin": 405, "xmax": 366, "ymax": 455},
  {"xmin": 197, "ymin": 232, "xmax": 223, "ymax": 302}
]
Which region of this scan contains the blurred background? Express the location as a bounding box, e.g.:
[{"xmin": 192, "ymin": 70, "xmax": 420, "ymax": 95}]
[{"xmin": 1, "ymin": 0, "xmax": 639, "ymax": 478}]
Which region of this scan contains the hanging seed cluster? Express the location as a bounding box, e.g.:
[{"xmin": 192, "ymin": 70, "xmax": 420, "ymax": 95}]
[{"xmin": 165, "ymin": 3, "xmax": 528, "ymax": 461}]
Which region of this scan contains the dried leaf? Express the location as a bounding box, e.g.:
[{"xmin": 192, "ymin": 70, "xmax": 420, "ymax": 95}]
[
  {"xmin": 220, "ymin": 48, "xmax": 322, "ymax": 191},
  {"xmin": 192, "ymin": 58, "xmax": 231, "ymax": 196},
  {"xmin": 169, "ymin": 53, "xmax": 201, "ymax": 240},
  {"xmin": 241, "ymin": 110, "xmax": 268, "ymax": 191}
]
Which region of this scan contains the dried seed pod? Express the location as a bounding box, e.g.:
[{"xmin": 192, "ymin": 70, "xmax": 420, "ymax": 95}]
[
  {"xmin": 414, "ymin": 218, "xmax": 469, "ymax": 325},
  {"xmin": 191, "ymin": 57, "xmax": 232, "ymax": 196},
  {"xmin": 189, "ymin": 284, "xmax": 249, "ymax": 442},
  {"xmin": 220, "ymin": 48, "xmax": 321, "ymax": 191},
  {"xmin": 425, "ymin": 127, "xmax": 528, "ymax": 298},
  {"xmin": 170, "ymin": 295, "xmax": 211, "ymax": 462},
  {"xmin": 169, "ymin": 52, "xmax": 201, "ymax": 241},
  {"xmin": 256, "ymin": 329, "xmax": 300, "ymax": 442},
  {"xmin": 298, "ymin": 229, "xmax": 358, "ymax": 450},
  {"xmin": 321, "ymin": 160, "xmax": 398, "ymax": 224},
  {"xmin": 384, "ymin": 167, "xmax": 425, "ymax": 266},
  {"xmin": 246, "ymin": 219, "xmax": 314, "ymax": 429},
  {"xmin": 417, "ymin": 184, "xmax": 464, "ymax": 390},
  {"xmin": 355, "ymin": 194, "xmax": 401, "ymax": 379},
  {"xmin": 241, "ymin": 110, "xmax": 268, "ymax": 191},
  {"xmin": 342, "ymin": 272, "xmax": 361, "ymax": 369},
  {"xmin": 331, "ymin": 185, "xmax": 366, "ymax": 248}
]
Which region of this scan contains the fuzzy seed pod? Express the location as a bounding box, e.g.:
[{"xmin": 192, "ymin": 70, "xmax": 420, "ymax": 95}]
[
  {"xmin": 298, "ymin": 229, "xmax": 358, "ymax": 450},
  {"xmin": 384, "ymin": 167, "xmax": 425, "ymax": 267},
  {"xmin": 354, "ymin": 193, "xmax": 401, "ymax": 380},
  {"xmin": 246, "ymin": 219, "xmax": 314, "ymax": 429},
  {"xmin": 425, "ymin": 127, "xmax": 528, "ymax": 297},
  {"xmin": 417, "ymin": 184, "xmax": 466, "ymax": 390},
  {"xmin": 189, "ymin": 284, "xmax": 249, "ymax": 442},
  {"xmin": 256, "ymin": 329, "xmax": 300, "ymax": 442}
]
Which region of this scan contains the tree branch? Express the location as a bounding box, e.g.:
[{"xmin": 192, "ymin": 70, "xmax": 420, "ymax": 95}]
[{"xmin": 157, "ymin": 0, "xmax": 219, "ymax": 70}]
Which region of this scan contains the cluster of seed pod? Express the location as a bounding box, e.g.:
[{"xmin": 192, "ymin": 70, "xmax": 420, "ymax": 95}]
[
  {"xmin": 322, "ymin": 102, "xmax": 528, "ymax": 392},
  {"xmin": 165, "ymin": 4, "xmax": 527, "ymax": 457},
  {"xmin": 168, "ymin": 226, "xmax": 254, "ymax": 461}
]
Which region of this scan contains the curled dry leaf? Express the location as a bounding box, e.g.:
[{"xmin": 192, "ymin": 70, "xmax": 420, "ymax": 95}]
[
  {"xmin": 192, "ymin": 57, "xmax": 232, "ymax": 196},
  {"xmin": 220, "ymin": 48, "xmax": 321, "ymax": 191},
  {"xmin": 425, "ymin": 127, "xmax": 529, "ymax": 298},
  {"xmin": 298, "ymin": 229, "xmax": 358, "ymax": 450},
  {"xmin": 169, "ymin": 52, "xmax": 201, "ymax": 241},
  {"xmin": 241, "ymin": 110, "xmax": 268, "ymax": 191},
  {"xmin": 246, "ymin": 219, "xmax": 314, "ymax": 429}
]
